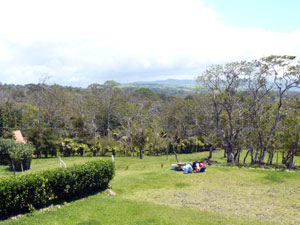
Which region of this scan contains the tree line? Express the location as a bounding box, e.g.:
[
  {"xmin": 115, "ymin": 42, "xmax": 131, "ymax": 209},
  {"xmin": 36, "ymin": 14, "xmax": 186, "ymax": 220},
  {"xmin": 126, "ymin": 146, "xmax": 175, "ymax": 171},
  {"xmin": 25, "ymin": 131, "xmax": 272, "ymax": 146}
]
[{"xmin": 1, "ymin": 55, "xmax": 300, "ymax": 168}]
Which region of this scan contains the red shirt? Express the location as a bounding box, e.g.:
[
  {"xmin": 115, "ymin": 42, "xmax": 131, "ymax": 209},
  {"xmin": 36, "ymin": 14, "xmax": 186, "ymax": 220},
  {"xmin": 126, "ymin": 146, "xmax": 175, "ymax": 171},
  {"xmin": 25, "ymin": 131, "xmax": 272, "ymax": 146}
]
[{"xmin": 199, "ymin": 163, "xmax": 206, "ymax": 168}]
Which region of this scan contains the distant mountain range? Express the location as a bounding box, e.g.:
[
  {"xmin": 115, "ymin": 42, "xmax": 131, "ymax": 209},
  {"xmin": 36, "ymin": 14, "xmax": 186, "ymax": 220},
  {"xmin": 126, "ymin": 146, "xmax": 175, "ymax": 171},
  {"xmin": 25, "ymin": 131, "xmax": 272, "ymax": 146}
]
[
  {"xmin": 121, "ymin": 78, "xmax": 300, "ymax": 96},
  {"xmin": 127, "ymin": 79, "xmax": 196, "ymax": 86},
  {"xmin": 120, "ymin": 79, "xmax": 197, "ymax": 95}
]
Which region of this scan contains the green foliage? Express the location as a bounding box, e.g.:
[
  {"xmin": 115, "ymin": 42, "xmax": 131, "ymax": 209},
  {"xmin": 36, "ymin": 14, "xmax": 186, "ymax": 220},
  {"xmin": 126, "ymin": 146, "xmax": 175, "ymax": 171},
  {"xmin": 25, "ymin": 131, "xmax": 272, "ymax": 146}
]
[
  {"xmin": 169, "ymin": 137, "xmax": 206, "ymax": 154},
  {"xmin": 0, "ymin": 138, "xmax": 34, "ymax": 171},
  {"xmin": 133, "ymin": 88, "xmax": 157, "ymax": 100},
  {"xmin": 59, "ymin": 138, "xmax": 89, "ymax": 157},
  {"xmin": 26, "ymin": 127, "xmax": 59, "ymax": 158},
  {"xmin": 76, "ymin": 143, "xmax": 89, "ymax": 157},
  {"xmin": 99, "ymin": 137, "xmax": 119, "ymax": 156},
  {"xmin": 0, "ymin": 103, "xmax": 22, "ymax": 137},
  {"xmin": 8, "ymin": 143, "xmax": 34, "ymax": 172},
  {"xmin": 0, "ymin": 159, "xmax": 115, "ymax": 218},
  {"xmin": 0, "ymin": 138, "xmax": 15, "ymax": 165},
  {"xmin": 59, "ymin": 138, "xmax": 73, "ymax": 157},
  {"xmin": 90, "ymin": 140, "xmax": 102, "ymax": 156}
]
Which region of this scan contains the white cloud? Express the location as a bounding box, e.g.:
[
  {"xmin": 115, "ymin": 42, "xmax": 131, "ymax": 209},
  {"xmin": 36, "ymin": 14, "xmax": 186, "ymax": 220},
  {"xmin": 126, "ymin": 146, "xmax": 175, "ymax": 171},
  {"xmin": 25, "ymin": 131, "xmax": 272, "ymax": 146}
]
[{"xmin": 0, "ymin": 0, "xmax": 299, "ymax": 86}]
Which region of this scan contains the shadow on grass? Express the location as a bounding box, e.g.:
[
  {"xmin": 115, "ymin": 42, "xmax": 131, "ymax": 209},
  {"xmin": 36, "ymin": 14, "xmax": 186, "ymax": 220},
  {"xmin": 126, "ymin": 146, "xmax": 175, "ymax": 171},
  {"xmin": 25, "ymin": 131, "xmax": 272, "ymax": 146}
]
[
  {"xmin": 77, "ymin": 220, "xmax": 100, "ymax": 225},
  {"xmin": 264, "ymin": 173, "xmax": 285, "ymax": 183},
  {"xmin": 263, "ymin": 171, "xmax": 299, "ymax": 183},
  {"xmin": 136, "ymin": 218, "xmax": 158, "ymax": 225},
  {"xmin": 175, "ymin": 182, "xmax": 191, "ymax": 188}
]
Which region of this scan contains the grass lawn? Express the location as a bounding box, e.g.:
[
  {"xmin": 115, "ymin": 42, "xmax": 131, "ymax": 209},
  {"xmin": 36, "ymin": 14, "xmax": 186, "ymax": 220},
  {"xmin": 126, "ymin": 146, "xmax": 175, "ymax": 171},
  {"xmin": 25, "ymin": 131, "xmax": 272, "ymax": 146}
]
[
  {"xmin": 0, "ymin": 156, "xmax": 98, "ymax": 177},
  {"xmin": 1, "ymin": 151, "xmax": 300, "ymax": 224}
]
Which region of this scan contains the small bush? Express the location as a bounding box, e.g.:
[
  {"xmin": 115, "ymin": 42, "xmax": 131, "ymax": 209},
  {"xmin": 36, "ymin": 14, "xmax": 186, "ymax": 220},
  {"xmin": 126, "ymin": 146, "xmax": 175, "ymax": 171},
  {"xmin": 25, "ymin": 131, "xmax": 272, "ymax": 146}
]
[
  {"xmin": 0, "ymin": 159, "xmax": 115, "ymax": 218},
  {"xmin": 0, "ymin": 138, "xmax": 35, "ymax": 171},
  {"xmin": 8, "ymin": 143, "xmax": 34, "ymax": 172},
  {"xmin": 0, "ymin": 138, "xmax": 15, "ymax": 165}
]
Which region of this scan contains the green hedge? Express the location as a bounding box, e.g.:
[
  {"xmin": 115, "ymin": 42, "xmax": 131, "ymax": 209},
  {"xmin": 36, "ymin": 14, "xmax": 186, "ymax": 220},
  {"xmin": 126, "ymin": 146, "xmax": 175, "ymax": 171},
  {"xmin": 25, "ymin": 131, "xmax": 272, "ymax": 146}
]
[{"xmin": 0, "ymin": 160, "xmax": 115, "ymax": 218}]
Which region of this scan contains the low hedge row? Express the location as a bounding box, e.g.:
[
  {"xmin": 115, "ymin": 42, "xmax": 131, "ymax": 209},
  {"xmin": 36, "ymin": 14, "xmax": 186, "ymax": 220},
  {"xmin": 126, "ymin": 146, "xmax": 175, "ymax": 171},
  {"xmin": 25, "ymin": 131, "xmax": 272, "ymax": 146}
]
[{"xmin": 0, "ymin": 159, "xmax": 115, "ymax": 218}]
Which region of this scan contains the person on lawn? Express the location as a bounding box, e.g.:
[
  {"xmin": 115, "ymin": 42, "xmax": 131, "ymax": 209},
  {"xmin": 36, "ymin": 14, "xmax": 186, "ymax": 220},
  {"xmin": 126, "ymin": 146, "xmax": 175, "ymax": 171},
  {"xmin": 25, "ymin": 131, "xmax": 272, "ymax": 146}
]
[
  {"xmin": 192, "ymin": 161, "xmax": 200, "ymax": 173},
  {"xmin": 183, "ymin": 163, "xmax": 193, "ymax": 174},
  {"xmin": 199, "ymin": 162, "xmax": 206, "ymax": 172}
]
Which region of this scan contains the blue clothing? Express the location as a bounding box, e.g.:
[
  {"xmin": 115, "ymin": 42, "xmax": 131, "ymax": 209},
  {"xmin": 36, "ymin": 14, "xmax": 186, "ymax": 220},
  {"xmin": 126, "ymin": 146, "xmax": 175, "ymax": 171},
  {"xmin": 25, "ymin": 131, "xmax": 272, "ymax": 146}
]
[
  {"xmin": 184, "ymin": 164, "xmax": 193, "ymax": 173},
  {"xmin": 200, "ymin": 167, "xmax": 206, "ymax": 173}
]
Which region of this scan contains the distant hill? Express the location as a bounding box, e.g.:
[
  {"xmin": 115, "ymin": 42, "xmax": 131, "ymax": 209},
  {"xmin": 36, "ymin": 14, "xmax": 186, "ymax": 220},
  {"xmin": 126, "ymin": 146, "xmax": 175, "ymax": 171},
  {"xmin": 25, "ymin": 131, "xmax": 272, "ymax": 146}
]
[
  {"xmin": 129, "ymin": 79, "xmax": 196, "ymax": 86},
  {"xmin": 120, "ymin": 79, "xmax": 197, "ymax": 95}
]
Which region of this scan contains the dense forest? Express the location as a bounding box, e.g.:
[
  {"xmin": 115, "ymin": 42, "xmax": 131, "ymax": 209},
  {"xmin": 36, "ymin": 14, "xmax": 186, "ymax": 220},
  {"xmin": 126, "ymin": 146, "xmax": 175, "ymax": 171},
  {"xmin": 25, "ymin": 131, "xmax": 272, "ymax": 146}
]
[{"xmin": 1, "ymin": 55, "xmax": 300, "ymax": 168}]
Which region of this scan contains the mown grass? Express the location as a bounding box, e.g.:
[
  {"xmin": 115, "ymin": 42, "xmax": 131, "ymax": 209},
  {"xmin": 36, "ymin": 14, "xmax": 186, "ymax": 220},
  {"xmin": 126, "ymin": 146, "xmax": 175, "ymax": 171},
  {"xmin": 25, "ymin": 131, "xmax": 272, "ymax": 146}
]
[
  {"xmin": 1, "ymin": 151, "xmax": 300, "ymax": 224},
  {"xmin": 0, "ymin": 156, "xmax": 98, "ymax": 176}
]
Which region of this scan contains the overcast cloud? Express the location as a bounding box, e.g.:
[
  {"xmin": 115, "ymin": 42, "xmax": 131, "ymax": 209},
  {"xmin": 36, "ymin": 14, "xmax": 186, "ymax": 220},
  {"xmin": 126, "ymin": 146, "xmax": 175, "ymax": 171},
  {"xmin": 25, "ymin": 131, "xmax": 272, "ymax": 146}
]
[{"xmin": 0, "ymin": 0, "xmax": 300, "ymax": 87}]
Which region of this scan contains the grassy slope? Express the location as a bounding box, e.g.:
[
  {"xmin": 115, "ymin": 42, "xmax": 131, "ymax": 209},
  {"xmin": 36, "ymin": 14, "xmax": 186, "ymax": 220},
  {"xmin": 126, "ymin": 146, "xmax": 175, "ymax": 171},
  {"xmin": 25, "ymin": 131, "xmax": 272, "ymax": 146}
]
[{"xmin": 1, "ymin": 152, "xmax": 300, "ymax": 224}]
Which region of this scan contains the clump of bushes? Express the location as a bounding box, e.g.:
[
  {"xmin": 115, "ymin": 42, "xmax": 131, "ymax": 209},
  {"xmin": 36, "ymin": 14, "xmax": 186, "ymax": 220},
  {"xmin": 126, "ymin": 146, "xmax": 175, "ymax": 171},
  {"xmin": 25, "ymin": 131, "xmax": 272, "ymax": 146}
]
[
  {"xmin": 167, "ymin": 136, "xmax": 208, "ymax": 155},
  {"xmin": 0, "ymin": 138, "xmax": 15, "ymax": 165},
  {"xmin": 98, "ymin": 137, "xmax": 119, "ymax": 156},
  {"xmin": 59, "ymin": 138, "xmax": 89, "ymax": 157},
  {"xmin": 59, "ymin": 137, "xmax": 119, "ymax": 157},
  {"xmin": 0, "ymin": 159, "xmax": 115, "ymax": 218},
  {"xmin": 0, "ymin": 138, "xmax": 35, "ymax": 171},
  {"xmin": 8, "ymin": 143, "xmax": 34, "ymax": 172},
  {"xmin": 26, "ymin": 127, "xmax": 59, "ymax": 158},
  {"xmin": 90, "ymin": 140, "xmax": 102, "ymax": 156}
]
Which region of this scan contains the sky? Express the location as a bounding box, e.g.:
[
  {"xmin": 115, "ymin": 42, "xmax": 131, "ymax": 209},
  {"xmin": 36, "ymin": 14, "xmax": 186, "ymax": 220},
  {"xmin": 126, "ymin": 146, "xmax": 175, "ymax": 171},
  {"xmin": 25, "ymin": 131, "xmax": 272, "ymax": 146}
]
[{"xmin": 0, "ymin": 0, "xmax": 300, "ymax": 87}]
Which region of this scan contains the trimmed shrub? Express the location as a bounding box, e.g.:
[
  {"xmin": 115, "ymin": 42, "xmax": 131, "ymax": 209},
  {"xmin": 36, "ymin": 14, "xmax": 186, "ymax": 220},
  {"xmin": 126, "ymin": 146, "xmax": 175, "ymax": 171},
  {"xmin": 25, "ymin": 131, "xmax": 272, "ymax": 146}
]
[
  {"xmin": 0, "ymin": 159, "xmax": 114, "ymax": 218},
  {"xmin": 8, "ymin": 143, "xmax": 34, "ymax": 172},
  {"xmin": 0, "ymin": 138, "xmax": 34, "ymax": 171}
]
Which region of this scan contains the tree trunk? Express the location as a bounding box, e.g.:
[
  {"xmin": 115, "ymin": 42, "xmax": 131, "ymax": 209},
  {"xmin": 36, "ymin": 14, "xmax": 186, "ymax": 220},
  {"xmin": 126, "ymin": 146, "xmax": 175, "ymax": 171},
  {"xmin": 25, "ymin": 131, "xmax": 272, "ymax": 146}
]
[
  {"xmin": 11, "ymin": 160, "xmax": 15, "ymax": 176},
  {"xmin": 227, "ymin": 145, "xmax": 234, "ymax": 163},
  {"xmin": 244, "ymin": 150, "xmax": 250, "ymax": 163},
  {"xmin": 208, "ymin": 146, "xmax": 213, "ymax": 159},
  {"xmin": 266, "ymin": 152, "xmax": 272, "ymax": 165},
  {"xmin": 234, "ymin": 146, "xmax": 241, "ymax": 164},
  {"xmin": 254, "ymin": 148, "xmax": 259, "ymax": 163},
  {"xmin": 139, "ymin": 147, "xmax": 143, "ymax": 159},
  {"xmin": 173, "ymin": 149, "xmax": 179, "ymax": 163},
  {"xmin": 259, "ymin": 148, "xmax": 267, "ymax": 164},
  {"xmin": 231, "ymin": 153, "xmax": 235, "ymax": 167},
  {"xmin": 288, "ymin": 153, "xmax": 294, "ymax": 169},
  {"xmin": 282, "ymin": 152, "xmax": 285, "ymax": 165},
  {"xmin": 270, "ymin": 152, "xmax": 274, "ymax": 165}
]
